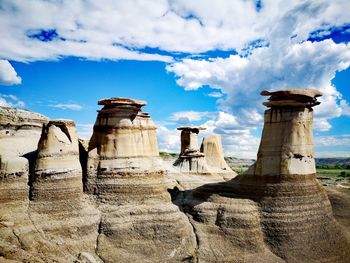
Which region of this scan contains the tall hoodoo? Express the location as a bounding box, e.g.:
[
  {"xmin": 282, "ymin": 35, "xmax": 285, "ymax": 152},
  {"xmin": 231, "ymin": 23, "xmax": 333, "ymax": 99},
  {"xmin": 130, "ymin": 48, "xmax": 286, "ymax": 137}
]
[
  {"xmin": 86, "ymin": 97, "xmax": 164, "ymax": 198},
  {"xmin": 251, "ymin": 89, "xmax": 322, "ymax": 176},
  {"xmin": 183, "ymin": 89, "xmax": 350, "ymax": 263},
  {"xmin": 0, "ymin": 107, "xmax": 48, "ymax": 204},
  {"xmin": 86, "ymin": 98, "xmax": 196, "ymax": 262}
]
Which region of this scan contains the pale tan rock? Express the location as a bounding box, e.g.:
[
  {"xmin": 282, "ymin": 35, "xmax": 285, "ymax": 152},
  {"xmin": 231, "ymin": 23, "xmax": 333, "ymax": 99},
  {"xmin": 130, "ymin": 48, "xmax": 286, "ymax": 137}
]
[
  {"xmin": 27, "ymin": 119, "xmax": 101, "ymax": 262},
  {"xmin": 170, "ymin": 129, "xmax": 235, "ymax": 191},
  {"xmin": 87, "ymin": 98, "xmax": 197, "ymax": 262},
  {"xmin": 182, "ymin": 89, "xmax": 350, "ymax": 263},
  {"xmin": 173, "ymin": 126, "xmax": 209, "ymax": 174},
  {"xmin": 200, "ymin": 134, "xmax": 235, "ymax": 177},
  {"xmin": 31, "ymin": 119, "xmax": 82, "ymax": 204},
  {"xmin": 0, "ymin": 107, "xmax": 48, "ymax": 204}
]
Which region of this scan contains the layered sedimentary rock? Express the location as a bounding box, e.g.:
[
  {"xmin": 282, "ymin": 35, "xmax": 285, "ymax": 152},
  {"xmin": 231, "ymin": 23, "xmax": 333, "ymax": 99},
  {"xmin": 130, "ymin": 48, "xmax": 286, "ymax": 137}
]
[
  {"xmin": 86, "ymin": 98, "xmax": 196, "ymax": 262},
  {"xmin": 31, "ymin": 119, "xmax": 83, "ymax": 206},
  {"xmin": 0, "ymin": 118, "xmax": 101, "ymax": 263},
  {"xmin": 182, "ymin": 89, "xmax": 350, "ymax": 262},
  {"xmin": 0, "ymin": 107, "xmax": 48, "ymax": 204}
]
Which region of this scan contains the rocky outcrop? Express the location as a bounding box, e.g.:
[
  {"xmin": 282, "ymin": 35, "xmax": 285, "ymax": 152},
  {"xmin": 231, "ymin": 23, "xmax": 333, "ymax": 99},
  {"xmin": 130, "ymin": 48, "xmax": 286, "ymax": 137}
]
[
  {"xmin": 0, "ymin": 107, "xmax": 48, "ymax": 204},
  {"xmin": 86, "ymin": 98, "xmax": 196, "ymax": 262},
  {"xmin": 180, "ymin": 89, "xmax": 350, "ymax": 262},
  {"xmin": 1, "ymin": 91, "xmax": 349, "ymax": 263}
]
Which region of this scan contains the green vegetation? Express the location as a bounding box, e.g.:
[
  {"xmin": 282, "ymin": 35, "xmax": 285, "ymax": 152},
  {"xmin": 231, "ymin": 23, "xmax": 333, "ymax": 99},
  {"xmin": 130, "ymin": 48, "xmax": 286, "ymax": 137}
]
[
  {"xmin": 159, "ymin": 152, "xmax": 178, "ymax": 158},
  {"xmin": 316, "ymin": 168, "xmax": 350, "ymax": 179}
]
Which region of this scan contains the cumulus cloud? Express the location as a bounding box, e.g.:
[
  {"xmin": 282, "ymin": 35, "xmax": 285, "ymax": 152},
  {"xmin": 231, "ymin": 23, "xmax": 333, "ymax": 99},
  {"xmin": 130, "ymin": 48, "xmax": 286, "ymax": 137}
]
[
  {"xmin": 50, "ymin": 103, "xmax": 83, "ymax": 111},
  {"xmin": 1, "ymin": 0, "xmax": 349, "ymax": 62},
  {"xmin": 156, "ymin": 123, "xmax": 181, "ymax": 153},
  {"xmin": 0, "ymin": 60, "xmax": 21, "ymax": 85},
  {"xmin": 167, "ymin": 2, "xmax": 350, "ymax": 131}
]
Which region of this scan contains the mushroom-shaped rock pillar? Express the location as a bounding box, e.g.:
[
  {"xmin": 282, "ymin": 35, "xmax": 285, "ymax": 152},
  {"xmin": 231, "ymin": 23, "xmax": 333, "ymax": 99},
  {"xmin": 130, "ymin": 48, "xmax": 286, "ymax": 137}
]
[
  {"xmin": 86, "ymin": 97, "xmax": 165, "ymax": 199},
  {"xmin": 239, "ymin": 89, "xmax": 350, "ymax": 262},
  {"xmin": 85, "ymin": 98, "xmax": 197, "ymax": 262},
  {"xmin": 249, "ymin": 89, "xmax": 322, "ymax": 176},
  {"xmin": 174, "ymin": 126, "xmax": 210, "ymax": 174}
]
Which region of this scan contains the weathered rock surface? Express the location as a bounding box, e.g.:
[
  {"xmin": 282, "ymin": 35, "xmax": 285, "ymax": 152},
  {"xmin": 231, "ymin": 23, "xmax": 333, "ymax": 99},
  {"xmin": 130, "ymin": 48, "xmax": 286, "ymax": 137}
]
[
  {"xmin": 0, "ymin": 107, "xmax": 48, "ymax": 204},
  {"xmin": 178, "ymin": 89, "xmax": 350, "ymax": 262},
  {"xmin": 1, "ymin": 117, "xmax": 101, "ymax": 262},
  {"xmin": 1, "ymin": 91, "xmax": 349, "ymax": 263},
  {"xmin": 86, "ymin": 98, "xmax": 196, "ymax": 262}
]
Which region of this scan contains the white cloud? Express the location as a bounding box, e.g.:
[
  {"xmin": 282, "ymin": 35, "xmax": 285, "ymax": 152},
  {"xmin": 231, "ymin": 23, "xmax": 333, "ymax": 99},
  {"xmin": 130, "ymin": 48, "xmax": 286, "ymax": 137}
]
[
  {"xmin": 1, "ymin": 1, "xmax": 349, "ymax": 62},
  {"xmin": 0, "ymin": 60, "xmax": 21, "ymax": 85},
  {"xmin": 340, "ymin": 99, "xmax": 350, "ymax": 116},
  {"xmin": 50, "ymin": 103, "xmax": 83, "ymax": 111},
  {"xmin": 169, "ymin": 111, "xmax": 210, "ymax": 124},
  {"xmin": 0, "ymin": 94, "xmax": 25, "ymax": 108},
  {"xmin": 207, "ymin": 92, "xmax": 223, "ymax": 98},
  {"xmin": 315, "ymin": 135, "xmax": 350, "ymax": 147}
]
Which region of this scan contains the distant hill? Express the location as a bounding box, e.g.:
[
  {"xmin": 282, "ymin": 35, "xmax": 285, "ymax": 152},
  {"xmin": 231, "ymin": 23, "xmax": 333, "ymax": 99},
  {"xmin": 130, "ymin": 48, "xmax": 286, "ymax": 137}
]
[{"xmin": 316, "ymin": 158, "xmax": 350, "ymax": 166}]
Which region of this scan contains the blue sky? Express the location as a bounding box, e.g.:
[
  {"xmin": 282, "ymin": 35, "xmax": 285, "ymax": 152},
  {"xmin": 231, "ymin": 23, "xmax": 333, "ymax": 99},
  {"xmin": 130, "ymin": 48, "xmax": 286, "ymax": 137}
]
[{"xmin": 0, "ymin": 0, "xmax": 349, "ymax": 158}]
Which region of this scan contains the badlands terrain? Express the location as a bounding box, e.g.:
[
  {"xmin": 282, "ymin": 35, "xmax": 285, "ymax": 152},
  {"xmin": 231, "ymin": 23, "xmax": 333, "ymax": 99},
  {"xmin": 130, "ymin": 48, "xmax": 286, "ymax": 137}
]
[{"xmin": 0, "ymin": 89, "xmax": 349, "ymax": 263}]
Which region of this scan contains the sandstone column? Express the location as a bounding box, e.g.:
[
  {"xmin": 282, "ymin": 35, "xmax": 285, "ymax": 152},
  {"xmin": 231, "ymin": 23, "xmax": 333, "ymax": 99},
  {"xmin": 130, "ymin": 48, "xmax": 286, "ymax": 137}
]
[
  {"xmin": 0, "ymin": 107, "xmax": 48, "ymax": 204},
  {"xmin": 173, "ymin": 126, "xmax": 209, "ymax": 174},
  {"xmin": 86, "ymin": 98, "xmax": 196, "ymax": 262},
  {"xmin": 235, "ymin": 89, "xmax": 350, "ymax": 262},
  {"xmin": 183, "ymin": 89, "xmax": 350, "ymax": 263},
  {"xmin": 31, "ymin": 119, "xmax": 82, "ymax": 205}
]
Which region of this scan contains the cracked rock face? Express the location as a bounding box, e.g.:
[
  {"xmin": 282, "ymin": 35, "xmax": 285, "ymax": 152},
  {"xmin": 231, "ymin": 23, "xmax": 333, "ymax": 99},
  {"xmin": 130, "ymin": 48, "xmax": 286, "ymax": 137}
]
[
  {"xmin": 181, "ymin": 89, "xmax": 350, "ymax": 263},
  {"xmin": 86, "ymin": 98, "xmax": 196, "ymax": 262}
]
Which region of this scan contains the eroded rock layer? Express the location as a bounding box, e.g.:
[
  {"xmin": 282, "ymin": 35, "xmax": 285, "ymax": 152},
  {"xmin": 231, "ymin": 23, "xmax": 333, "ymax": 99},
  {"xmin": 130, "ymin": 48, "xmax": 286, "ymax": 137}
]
[
  {"xmin": 0, "ymin": 107, "xmax": 48, "ymax": 204},
  {"xmin": 181, "ymin": 89, "xmax": 350, "ymax": 263},
  {"xmin": 86, "ymin": 98, "xmax": 196, "ymax": 262}
]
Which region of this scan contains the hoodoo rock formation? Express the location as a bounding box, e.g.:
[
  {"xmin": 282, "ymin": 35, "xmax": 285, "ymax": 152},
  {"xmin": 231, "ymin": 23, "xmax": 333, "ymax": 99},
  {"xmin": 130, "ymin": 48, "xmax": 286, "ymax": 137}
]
[
  {"xmin": 182, "ymin": 89, "xmax": 350, "ymax": 262},
  {"xmin": 174, "ymin": 126, "xmax": 209, "ymax": 174},
  {"xmin": 31, "ymin": 119, "xmax": 82, "ymax": 204},
  {"xmin": 0, "ymin": 107, "xmax": 48, "ymax": 204},
  {"xmin": 0, "ymin": 91, "xmax": 349, "ymax": 263},
  {"xmin": 86, "ymin": 98, "xmax": 196, "ymax": 262},
  {"xmin": 170, "ymin": 127, "xmax": 235, "ymax": 190}
]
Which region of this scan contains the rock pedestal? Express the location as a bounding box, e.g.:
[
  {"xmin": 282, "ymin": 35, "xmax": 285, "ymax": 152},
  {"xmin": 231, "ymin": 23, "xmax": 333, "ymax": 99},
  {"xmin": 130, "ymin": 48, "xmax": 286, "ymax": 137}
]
[
  {"xmin": 86, "ymin": 98, "xmax": 196, "ymax": 262},
  {"xmin": 173, "ymin": 126, "xmax": 209, "ymax": 174},
  {"xmin": 183, "ymin": 89, "xmax": 350, "ymax": 263}
]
